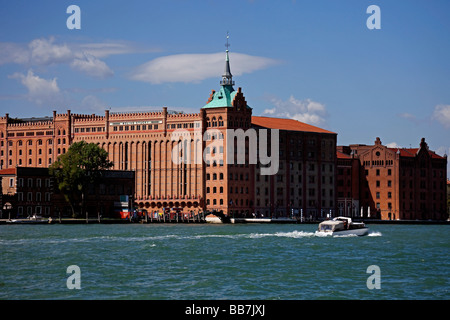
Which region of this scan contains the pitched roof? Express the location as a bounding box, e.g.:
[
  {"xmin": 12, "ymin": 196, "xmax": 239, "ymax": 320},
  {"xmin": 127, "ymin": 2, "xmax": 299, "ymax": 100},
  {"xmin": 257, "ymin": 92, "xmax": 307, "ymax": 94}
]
[
  {"xmin": 388, "ymin": 148, "xmax": 446, "ymax": 159},
  {"xmin": 336, "ymin": 151, "xmax": 352, "ymax": 159},
  {"xmin": 251, "ymin": 116, "xmax": 335, "ymax": 134}
]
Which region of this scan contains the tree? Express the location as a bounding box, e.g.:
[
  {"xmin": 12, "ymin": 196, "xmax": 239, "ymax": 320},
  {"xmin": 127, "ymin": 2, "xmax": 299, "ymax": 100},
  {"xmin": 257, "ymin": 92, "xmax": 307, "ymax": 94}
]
[{"xmin": 49, "ymin": 141, "xmax": 113, "ymax": 218}]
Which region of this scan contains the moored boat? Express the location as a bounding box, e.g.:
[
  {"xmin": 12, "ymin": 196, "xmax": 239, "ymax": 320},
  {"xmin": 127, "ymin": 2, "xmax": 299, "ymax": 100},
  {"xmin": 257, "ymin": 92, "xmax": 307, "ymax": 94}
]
[
  {"xmin": 7, "ymin": 215, "xmax": 51, "ymax": 224},
  {"xmin": 316, "ymin": 216, "xmax": 369, "ymax": 236}
]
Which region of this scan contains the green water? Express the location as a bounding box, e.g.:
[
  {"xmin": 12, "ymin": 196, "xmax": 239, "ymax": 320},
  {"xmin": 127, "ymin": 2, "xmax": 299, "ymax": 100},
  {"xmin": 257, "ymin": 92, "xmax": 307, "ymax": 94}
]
[{"xmin": 0, "ymin": 224, "xmax": 448, "ymax": 300}]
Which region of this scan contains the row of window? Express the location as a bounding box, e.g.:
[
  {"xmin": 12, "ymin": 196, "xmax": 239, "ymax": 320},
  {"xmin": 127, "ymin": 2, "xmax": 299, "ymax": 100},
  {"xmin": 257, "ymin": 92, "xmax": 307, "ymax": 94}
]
[
  {"xmin": 205, "ymin": 117, "xmax": 250, "ymax": 128},
  {"xmin": 206, "ymin": 198, "xmax": 251, "ymax": 206},
  {"xmin": 2, "ymin": 147, "xmax": 64, "ymax": 157},
  {"xmin": 17, "ymin": 192, "xmax": 52, "ymax": 202},
  {"xmin": 13, "ymin": 177, "xmax": 53, "ymax": 188},
  {"xmin": 1, "ymin": 139, "xmax": 53, "ymax": 147},
  {"xmin": 167, "ymin": 123, "xmax": 197, "ymax": 129},
  {"xmin": 255, "ymin": 199, "xmax": 335, "ymax": 208},
  {"xmin": 17, "ymin": 206, "xmax": 51, "ymax": 216},
  {"xmin": 5, "ymin": 131, "xmax": 54, "ymax": 138},
  {"xmin": 111, "ymin": 124, "xmax": 159, "ymax": 132},
  {"xmin": 75, "ymin": 127, "xmax": 105, "ymax": 133},
  {"xmin": 365, "ymin": 168, "xmax": 393, "ymax": 176},
  {"xmin": 363, "ymin": 160, "xmax": 394, "ymax": 166},
  {"xmin": 256, "ymin": 187, "xmax": 334, "ymax": 197}
]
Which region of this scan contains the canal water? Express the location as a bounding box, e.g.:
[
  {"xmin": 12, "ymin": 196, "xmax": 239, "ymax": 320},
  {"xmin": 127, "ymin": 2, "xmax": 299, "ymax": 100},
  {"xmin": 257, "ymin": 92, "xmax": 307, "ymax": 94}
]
[{"xmin": 0, "ymin": 223, "xmax": 448, "ymax": 300}]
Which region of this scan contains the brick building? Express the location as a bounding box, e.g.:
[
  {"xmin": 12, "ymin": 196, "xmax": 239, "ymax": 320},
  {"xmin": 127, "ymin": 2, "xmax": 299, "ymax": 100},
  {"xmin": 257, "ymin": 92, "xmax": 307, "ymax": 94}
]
[
  {"xmin": 336, "ymin": 147, "xmax": 360, "ymax": 217},
  {"xmin": 251, "ymin": 117, "xmax": 336, "ymax": 219},
  {"xmin": 0, "ymin": 47, "xmax": 337, "ymax": 218},
  {"xmin": 337, "ymin": 137, "xmax": 447, "ymax": 220}
]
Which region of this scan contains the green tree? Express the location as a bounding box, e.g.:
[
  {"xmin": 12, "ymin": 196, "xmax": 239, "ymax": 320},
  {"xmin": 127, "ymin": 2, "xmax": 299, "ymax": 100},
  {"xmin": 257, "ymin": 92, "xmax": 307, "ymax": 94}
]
[{"xmin": 49, "ymin": 141, "xmax": 113, "ymax": 218}]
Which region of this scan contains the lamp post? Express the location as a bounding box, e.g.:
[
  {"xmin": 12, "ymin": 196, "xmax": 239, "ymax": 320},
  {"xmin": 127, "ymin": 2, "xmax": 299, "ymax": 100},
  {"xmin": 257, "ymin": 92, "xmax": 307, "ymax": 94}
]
[{"xmin": 3, "ymin": 202, "xmax": 12, "ymax": 221}]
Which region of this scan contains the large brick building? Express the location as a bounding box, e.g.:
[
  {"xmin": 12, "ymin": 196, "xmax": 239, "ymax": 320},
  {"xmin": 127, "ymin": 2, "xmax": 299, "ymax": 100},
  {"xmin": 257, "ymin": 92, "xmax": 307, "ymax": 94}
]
[
  {"xmin": 0, "ymin": 167, "xmax": 135, "ymax": 218},
  {"xmin": 337, "ymin": 137, "xmax": 448, "ymax": 220},
  {"xmin": 0, "ymin": 47, "xmax": 337, "ymax": 218}
]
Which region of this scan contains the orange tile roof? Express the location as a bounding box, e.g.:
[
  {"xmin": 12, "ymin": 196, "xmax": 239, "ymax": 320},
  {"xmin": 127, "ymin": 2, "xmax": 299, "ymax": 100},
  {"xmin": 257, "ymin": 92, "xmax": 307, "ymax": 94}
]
[
  {"xmin": 388, "ymin": 148, "xmax": 446, "ymax": 159},
  {"xmin": 336, "ymin": 151, "xmax": 352, "ymax": 159},
  {"xmin": 251, "ymin": 116, "xmax": 335, "ymax": 134}
]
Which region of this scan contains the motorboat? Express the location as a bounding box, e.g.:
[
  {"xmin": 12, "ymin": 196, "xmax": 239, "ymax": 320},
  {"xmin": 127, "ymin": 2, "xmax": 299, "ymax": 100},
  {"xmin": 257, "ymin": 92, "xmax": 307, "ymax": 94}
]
[
  {"xmin": 317, "ymin": 216, "xmax": 369, "ymax": 236},
  {"xmin": 7, "ymin": 215, "xmax": 51, "ymax": 224}
]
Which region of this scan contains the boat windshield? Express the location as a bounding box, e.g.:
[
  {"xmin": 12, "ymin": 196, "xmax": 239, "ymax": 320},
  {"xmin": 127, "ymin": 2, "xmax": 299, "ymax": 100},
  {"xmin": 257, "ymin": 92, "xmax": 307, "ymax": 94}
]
[{"xmin": 319, "ymin": 224, "xmax": 333, "ymax": 232}]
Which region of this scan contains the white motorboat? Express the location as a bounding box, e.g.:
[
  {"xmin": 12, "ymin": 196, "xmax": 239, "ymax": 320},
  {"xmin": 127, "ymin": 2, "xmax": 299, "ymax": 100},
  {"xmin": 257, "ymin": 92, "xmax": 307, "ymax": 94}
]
[
  {"xmin": 317, "ymin": 217, "xmax": 369, "ymax": 236},
  {"xmin": 7, "ymin": 215, "xmax": 50, "ymax": 224}
]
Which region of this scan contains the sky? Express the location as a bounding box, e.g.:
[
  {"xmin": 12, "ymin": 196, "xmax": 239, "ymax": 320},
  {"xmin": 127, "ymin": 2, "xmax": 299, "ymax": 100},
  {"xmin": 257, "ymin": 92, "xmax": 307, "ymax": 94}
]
[{"xmin": 0, "ymin": 0, "xmax": 449, "ymax": 176}]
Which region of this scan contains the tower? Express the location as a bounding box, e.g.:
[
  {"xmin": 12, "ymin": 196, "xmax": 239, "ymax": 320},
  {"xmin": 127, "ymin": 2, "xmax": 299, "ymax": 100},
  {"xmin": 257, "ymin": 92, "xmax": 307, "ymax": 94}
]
[{"xmin": 202, "ymin": 34, "xmax": 254, "ymax": 217}]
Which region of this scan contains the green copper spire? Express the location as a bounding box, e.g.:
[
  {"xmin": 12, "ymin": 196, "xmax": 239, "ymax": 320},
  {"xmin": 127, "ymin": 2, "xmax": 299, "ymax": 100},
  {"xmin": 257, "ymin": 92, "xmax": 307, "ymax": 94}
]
[
  {"xmin": 203, "ymin": 33, "xmax": 252, "ymax": 109},
  {"xmin": 220, "ymin": 33, "xmax": 234, "ymax": 87}
]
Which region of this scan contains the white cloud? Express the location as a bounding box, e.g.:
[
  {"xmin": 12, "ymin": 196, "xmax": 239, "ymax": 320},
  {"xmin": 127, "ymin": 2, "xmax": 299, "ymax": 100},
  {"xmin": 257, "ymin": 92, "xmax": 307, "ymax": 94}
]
[
  {"xmin": 28, "ymin": 37, "xmax": 73, "ymax": 65},
  {"xmin": 0, "ymin": 37, "xmax": 151, "ymax": 79},
  {"xmin": 129, "ymin": 52, "xmax": 279, "ymax": 84},
  {"xmin": 77, "ymin": 41, "xmax": 158, "ymax": 58},
  {"xmin": 70, "ymin": 54, "xmax": 114, "ymax": 79},
  {"xmin": 263, "ymin": 95, "xmax": 328, "ymax": 127},
  {"xmin": 9, "ymin": 70, "xmax": 62, "ymax": 105},
  {"xmin": 432, "ymin": 104, "xmax": 450, "ymax": 129},
  {"xmin": 386, "ymin": 142, "xmax": 400, "ymax": 148}
]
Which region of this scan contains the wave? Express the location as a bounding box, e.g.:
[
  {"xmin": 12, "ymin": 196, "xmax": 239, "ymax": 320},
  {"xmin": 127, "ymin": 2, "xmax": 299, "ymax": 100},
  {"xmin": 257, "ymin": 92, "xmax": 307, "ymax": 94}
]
[
  {"xmin": 248, "ymin": 231, "xmax": 316, "ymax": 239},
  {"xmin": 0, "ymin": 230, "xmax": 382, "ymax": 246}
]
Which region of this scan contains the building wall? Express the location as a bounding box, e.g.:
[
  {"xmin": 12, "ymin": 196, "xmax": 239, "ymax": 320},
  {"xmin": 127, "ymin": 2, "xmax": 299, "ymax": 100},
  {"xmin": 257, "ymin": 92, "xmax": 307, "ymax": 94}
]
[
  {"xmin": 339, "ymin": 137, "xmax": 447, "ymax": 220},
  {"xmin": 0, "ymin": 167, "xmax": 135, "ymax": 218}
]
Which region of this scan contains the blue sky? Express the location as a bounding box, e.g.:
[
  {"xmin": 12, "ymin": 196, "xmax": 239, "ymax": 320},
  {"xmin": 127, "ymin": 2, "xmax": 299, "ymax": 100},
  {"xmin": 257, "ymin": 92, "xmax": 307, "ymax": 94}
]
[{"xmin": 1, "ymin": 0, "xmax": 449, "ymax": 175}]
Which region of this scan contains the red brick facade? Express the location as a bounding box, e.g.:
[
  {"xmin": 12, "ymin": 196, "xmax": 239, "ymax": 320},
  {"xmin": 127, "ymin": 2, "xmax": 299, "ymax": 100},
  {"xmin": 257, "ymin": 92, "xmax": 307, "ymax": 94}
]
[
  {"xmin": 0, "ymin": 103, "xmax": 337, "ymax": 218},
  {"xmin": 338, "ymin": 137, "xmax": 448, "ymax": 220}
]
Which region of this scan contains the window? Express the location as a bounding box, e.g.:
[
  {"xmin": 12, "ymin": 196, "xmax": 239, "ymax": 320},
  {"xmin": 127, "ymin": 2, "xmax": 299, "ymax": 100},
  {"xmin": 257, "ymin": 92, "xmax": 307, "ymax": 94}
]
[{"xmin": 9, "ymin": 178, "xmax": 14, "ymax": 187}]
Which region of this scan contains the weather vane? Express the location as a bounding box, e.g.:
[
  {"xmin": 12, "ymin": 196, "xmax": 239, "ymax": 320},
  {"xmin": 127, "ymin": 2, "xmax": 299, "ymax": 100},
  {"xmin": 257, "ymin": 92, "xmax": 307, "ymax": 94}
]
[{"xmin": 225, "ymin": 32, "xmax": 230, "ymax": 51}]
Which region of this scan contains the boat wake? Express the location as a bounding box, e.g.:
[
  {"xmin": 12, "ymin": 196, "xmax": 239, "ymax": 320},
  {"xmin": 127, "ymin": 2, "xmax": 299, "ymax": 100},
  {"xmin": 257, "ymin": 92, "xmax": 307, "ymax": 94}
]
[{"xmin": 0, "ymin": 230, "xmax": 382, "ymax": 246}]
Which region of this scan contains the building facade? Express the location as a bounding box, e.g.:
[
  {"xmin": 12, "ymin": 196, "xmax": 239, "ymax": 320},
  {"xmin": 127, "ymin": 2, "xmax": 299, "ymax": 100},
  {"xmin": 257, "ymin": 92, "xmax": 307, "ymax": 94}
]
[
  {"xmin": 336, "ymin": 147, "xmax": 360, "ymax": 217},
  {"xmin": 338, "ymin": 137, "xmax": 448, "ymax": 220},
  {"xmin": 0, "ymin": 167, "xmax": 134, "ymax": 218},
  {"xmin": 0, "ymin": 48, "xmax": 337, "ymax": 218}
]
